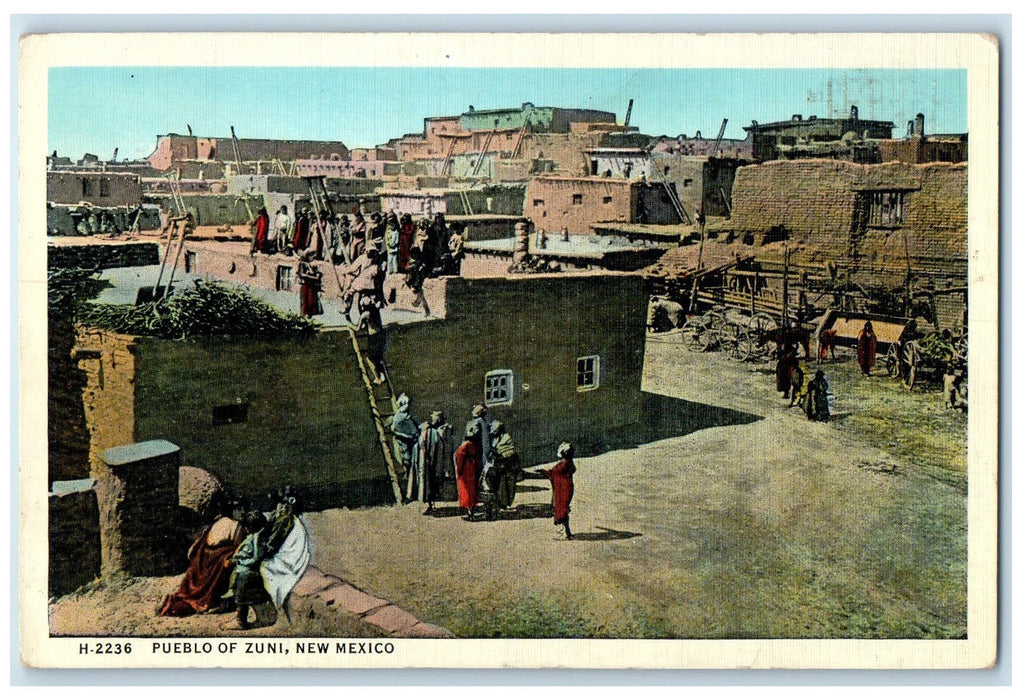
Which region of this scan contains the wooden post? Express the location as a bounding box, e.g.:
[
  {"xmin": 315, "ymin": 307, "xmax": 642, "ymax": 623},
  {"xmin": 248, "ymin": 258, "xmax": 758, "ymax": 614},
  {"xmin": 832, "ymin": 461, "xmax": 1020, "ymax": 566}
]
[{"xmin": 782, "ymin": 246, "xmax": 790, "ymax": 326}]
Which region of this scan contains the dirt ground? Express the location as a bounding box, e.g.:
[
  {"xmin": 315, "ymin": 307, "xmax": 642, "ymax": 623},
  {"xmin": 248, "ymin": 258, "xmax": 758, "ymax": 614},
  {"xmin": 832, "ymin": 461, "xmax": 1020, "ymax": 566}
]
[{"xmin": 49, "ymin": 333, "xmax": 967, "ymax": 639}]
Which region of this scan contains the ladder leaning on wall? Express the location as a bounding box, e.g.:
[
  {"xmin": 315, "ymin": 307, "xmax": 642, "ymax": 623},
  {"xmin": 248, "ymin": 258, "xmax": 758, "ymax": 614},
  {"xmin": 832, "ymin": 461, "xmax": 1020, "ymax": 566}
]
[{"xmin": 344, "ymin": 325, "xmax": 405, "ymax": 505}]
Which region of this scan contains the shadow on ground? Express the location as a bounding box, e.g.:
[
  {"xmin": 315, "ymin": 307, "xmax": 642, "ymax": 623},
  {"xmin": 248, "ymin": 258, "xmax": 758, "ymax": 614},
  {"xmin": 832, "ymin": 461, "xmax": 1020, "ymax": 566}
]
[{"xmin": 570, "ymin": 526, "xmax": 642, "ymax": 541}]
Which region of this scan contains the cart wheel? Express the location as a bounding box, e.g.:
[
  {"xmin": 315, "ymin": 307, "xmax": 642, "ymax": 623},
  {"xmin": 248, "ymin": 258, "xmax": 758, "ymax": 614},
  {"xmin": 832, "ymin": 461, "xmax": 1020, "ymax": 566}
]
[
  {"xmin": 729, "ymin": 326, "xmax": 752, "ymax": 362},
  {"xmin": 905, "ymin": 364, "xmax": 917, "ymax": 389},
  {"xmin": 885, "ymin": 345, "xmax": 900, "ymax": 377},
  {"xmin": 902, "ymin": 342, "xmax": 918, "ymax": 389},
  {"xmin": 681, "ymin": 320, "xmax": 710, "ymax": 352}
]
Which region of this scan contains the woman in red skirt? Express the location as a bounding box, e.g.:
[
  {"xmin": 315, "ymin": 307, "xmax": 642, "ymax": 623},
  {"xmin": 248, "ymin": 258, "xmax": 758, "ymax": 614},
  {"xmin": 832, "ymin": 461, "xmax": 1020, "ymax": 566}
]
[{"xmin": 454, "ymin": 421, "xmax": 483, "ymax": 520}]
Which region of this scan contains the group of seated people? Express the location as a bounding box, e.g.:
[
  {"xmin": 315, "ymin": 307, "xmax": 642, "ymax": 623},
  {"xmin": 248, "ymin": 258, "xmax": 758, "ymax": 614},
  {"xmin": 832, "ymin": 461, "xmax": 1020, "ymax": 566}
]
[{"xmin": 159, "ymin": 487, "xmax": 311, "ymax": 630}]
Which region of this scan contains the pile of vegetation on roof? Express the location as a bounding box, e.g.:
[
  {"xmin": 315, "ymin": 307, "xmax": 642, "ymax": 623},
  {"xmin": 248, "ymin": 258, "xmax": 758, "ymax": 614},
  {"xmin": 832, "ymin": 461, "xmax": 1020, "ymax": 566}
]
[{"xmin": 77, "ymin": 279, "xmax": 318, "ymax": 340}]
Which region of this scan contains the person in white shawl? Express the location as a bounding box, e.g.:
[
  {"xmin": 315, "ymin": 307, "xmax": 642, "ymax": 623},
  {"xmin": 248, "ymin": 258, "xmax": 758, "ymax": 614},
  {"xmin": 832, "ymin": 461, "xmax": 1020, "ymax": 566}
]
[{"xmin": 260, "ymin": 492, "xmax": 312, "ymax": 622}]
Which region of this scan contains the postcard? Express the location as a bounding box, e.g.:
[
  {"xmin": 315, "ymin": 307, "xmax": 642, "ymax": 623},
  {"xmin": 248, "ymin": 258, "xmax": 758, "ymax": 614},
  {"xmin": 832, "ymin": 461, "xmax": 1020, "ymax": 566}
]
[{"xmin": 18, "ymin": 31, "xmax": 999, "ymax": 669}]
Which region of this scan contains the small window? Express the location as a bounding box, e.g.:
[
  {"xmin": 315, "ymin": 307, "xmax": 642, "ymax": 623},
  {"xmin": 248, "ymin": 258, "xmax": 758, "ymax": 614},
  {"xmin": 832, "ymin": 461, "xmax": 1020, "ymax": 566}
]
[
  {"xmin": 577, "ymin": 355, "xmax": 600, "ymax": 391},
  {"xmin": 603, "ymin": 196, "xmax": 613, "ymax": 204},
  {"xmin": 213, "ymin": 402, "xmax": 249, "ymax": 426},
  {"xmin": 81, "ymin": 178, "xmax": 94, "ymax": 197},
  {"xmin": 867, "ymin": 191, "xmax": 906, "ymax": 227},
  {"xmin": 276, "ymin": 265, "xmax": 294, "ymax": 292},
  {"xmin": 184, "ymin": 250, "xmax": 197, "ymax": 273},
  {"xmin": 532, "ymin": 199, "xmax": 545, "ymax": 207},
  {"xmin": 683, "ymin": 178, "xmax": 693, "ymax": 187},
  {"xmin": 99, "ymin": 179, "xmax": 110, "ymax": 197},
  {"xmin": 485, "ymin": 369, "xmax": 514, "ymax": 406},
  {"xmin": 572, "ymin": 194, "xmax": 583, "ymax": 205}
]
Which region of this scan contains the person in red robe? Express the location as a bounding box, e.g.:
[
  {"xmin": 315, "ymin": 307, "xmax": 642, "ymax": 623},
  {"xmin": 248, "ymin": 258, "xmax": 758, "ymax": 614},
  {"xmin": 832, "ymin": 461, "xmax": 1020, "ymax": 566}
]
[
  {"xmin": 291, "ymin": 207, "xmax": 312, "ymax": 254},
  {"xmin": 297, "ymin": 250, "xmax": 323, "ymax": 317},
  {"xmin": 159, "ymin": 509, "xmax": 247, "ymax": 617},
  {"xmin": 858, "ymin": 320, "xmax": 878, "ymax": 376},
  {"xmin": 454, "ymin": 421, "xmax": 483, "ymax": 520},
  {"xmin": 398, "ymin": 214, "xmax": 416, "ymax": 272},
  {"xmin": 252, "ymin": 207, "xmax": 271, "ymax": 254},
  {"xmin": 528, "ymin": 442, "xmax": 577, "ymax": 540}
]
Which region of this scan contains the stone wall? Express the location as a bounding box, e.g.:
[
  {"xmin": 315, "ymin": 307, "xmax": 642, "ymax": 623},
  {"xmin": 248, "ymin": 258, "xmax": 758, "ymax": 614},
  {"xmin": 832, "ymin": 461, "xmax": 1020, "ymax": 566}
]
[{"xmin": 47, "ymin": 242, "xmax": 160, "ymax": 270}]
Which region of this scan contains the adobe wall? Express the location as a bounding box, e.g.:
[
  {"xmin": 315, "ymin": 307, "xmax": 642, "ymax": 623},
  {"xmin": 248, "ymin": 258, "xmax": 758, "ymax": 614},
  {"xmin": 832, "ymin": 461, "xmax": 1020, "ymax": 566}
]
[
  {"xmin": 132, "ymin": 332, "xmax": 391, "ymax": 509},
  {"xmin": 47, "ymin": 172, "xmax": 143, "ymax": 207},
  {"xmin": 386, "ymin": 274, "xmax": 647, "ymax": 468},
  {"xmin": 730, "ymin": 160, "xmax": 967, "ymax": 277},
  {"xmin": 523, "ymin": 177, "xmax": 636, "ymax": 234},
  {"xmin": 519, "ymin": 133, "xmax": 604, "ymax": 175},
  {"xmin": 144, "ymin": 193, "xmax": 256, "ymax": 226}
]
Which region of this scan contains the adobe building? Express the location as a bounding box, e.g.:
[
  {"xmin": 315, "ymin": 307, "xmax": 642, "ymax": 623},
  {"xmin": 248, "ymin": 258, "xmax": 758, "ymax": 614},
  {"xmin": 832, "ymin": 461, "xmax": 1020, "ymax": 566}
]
[
  {"xmin": 72, "ymin": 270, "xmax": 649, "ymax": 510},
  {"xmin": 523, "ymin": 175, "xmax": 683, "ymax": 234},
  {"xmin": 743, "ymin": 106, "xmax": 895, "ymax": 163},
  {"xmin": 729, "ymin": 159, "xmax": 968, "ymax": 284},
  {"xmin": 146, "ymin": 133, "xmax": 351, "ymax": 172},
  {"xmin": 378, "ymin": 184, "xmax": 526, "ymax": 217},
  {"xmin": 650, "ymin": 132, "xmax": 754, "ymax": 160},
  {"xmin": 586, "ymin": 149, "xmax": 746, "ymax": 219},
  {"xmin": 876, "ymin": 115, "xmax": 968, "ymax": 164},
  {"xmin": 47, "ymin": 171, "xmax": 143, "ymax": 208}
]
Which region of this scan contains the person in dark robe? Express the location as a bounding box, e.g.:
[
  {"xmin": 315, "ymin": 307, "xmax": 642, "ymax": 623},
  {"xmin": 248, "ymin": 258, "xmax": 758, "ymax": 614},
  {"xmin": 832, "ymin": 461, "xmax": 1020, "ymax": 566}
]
[
  {"xmin": 291, "ymin": 207, "xmax": 312, "ymax": 254},
  {"xmin": 228, "ymin": 511, "xmax": 272, "ymax": 630},
  {"xmin": 480, "ymin": 421, "xmax": 522, "ymax": 521},
  {"xmin": 527, "ymin": 442, "xmax": 577, "ymax": 540},
  {"xmin": 351, "ymin": 211, "xmax": 368, "ymax": 260},
  {"xmin": 408, "ymin": 410, "xmax": 451, "ymax": 514},
  {"xmin": 252, "ymin": 207, "xmax": 271, "ymax": 255},
  {"xmin": 454, "ymin": 421, "xmax": 483, "ymax": 520},
  {"xmin": 775, "ymin": 344, "xmax": 798, "ymax": 399},
  {"xmin": 398, "ymin": 214, "xmax": 416, "ymax": 272},
  {"xmin": 857, "ymin": 320, "xmax": 878, "ymax": 376},
  {"xmin": 159, "ymin": 503, "xmax": 246, "ymax": 617},
  {"xmin": 355, "ymin": 294, "xmax": 387, "ymax": 385},
  {"xmin": 404, "ymin": 244, "xmax": 432, "ymax": 317},
  {"xmin": 297, "ymin": 250, "xmax": 323, "ymax": 317},
  {"xmin": 387, "ymin": 393, "xmax": 419, "ymax": 482},
  {"xmin": 805, "ymin": 369, "xmax": 831, "ymax": 422},
  {"xmin": 788, "ymin": 358, "xmax": 807, "ymax": 409}
]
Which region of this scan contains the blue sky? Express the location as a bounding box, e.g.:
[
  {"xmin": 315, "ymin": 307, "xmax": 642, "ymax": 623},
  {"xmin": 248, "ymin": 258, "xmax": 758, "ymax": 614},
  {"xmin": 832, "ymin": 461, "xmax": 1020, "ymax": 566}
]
[{"xmin": 48, "ymin": 67, "xmax": 967, "ymax": 160}]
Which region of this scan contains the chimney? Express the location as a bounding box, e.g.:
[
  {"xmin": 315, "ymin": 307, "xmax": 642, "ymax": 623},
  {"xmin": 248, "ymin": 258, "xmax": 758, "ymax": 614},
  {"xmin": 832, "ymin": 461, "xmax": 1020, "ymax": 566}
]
[
  {"xmin": 914, "ymin": 113, "xmax": 925, "ymax": 138},
  {"xmin": 792, "ymin": 114, "xmax": 802, "ymax": 121},
  {"xmin": 850, "ymin": 105, "xmax": 859, "ymax": 121},
  {"xmin": 907, "ymin": 120, "xmax": 915, "ymax": 137}
]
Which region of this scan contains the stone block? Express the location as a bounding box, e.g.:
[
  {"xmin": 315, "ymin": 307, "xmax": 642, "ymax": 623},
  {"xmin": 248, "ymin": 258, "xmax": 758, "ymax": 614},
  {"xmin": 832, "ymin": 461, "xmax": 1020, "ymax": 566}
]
[
  {"xmin": 319, "ymin": 582, "xmax": 389, "ymax": 616},
  {"xmin": 407, "ymin": 622, "xmax": 456, "ymax": 639},
  {"xmin": 290, "ymin": 567, "xmax": 338, "ymax": 597},
  {"xmin": 363, "ymin": 604, "xmax": 421, "ymax": 635}
]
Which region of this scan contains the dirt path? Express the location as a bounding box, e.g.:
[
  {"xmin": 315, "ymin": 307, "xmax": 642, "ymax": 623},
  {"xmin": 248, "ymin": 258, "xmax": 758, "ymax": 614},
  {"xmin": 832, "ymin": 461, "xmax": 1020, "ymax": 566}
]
[{"xmin": 50, "ymin": 334, "xmax": 967, "ymax": 639}]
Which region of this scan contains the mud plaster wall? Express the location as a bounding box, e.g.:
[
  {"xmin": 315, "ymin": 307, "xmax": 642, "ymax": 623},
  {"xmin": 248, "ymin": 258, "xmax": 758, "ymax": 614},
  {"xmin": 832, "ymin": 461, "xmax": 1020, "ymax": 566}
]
[
  {"xmin": 132, "ymin": 332, "xmax": 390, "ymax": 509},
  {"xmin": 385, "ymin": 274, "xmax": 648, "ymax": 469},
  {"xmin": 76, "ymin": 328, "xmax": 138, "ymax": 479},
  {"xmin": 523, "ymin": 178, "xmax": 637, "ymax": 234}
]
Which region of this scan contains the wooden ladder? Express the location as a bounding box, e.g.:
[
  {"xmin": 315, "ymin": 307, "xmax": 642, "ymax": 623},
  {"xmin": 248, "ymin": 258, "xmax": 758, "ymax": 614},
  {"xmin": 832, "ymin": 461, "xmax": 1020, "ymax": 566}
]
[
  {"xmin": 345, "ymin": 325, "xmax": 404, "ymax": 504},
  {"xmin": 458, "ymin": 189, "xmax": 474, "ymax": 216},
  {"xmin": 440, "ymin": 138, "xmax": 457, "ymax": 176},
  {"xmin": 471, "ymin": 130, "xmax": 495, "ymax": 177}
]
